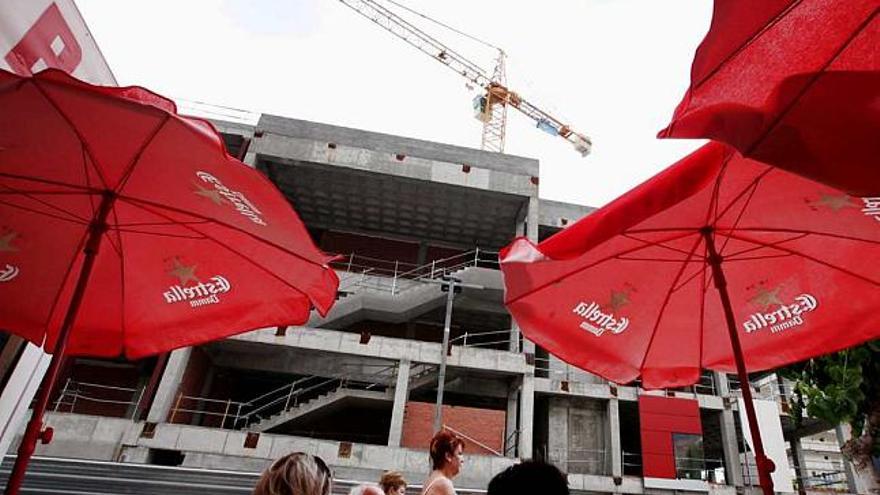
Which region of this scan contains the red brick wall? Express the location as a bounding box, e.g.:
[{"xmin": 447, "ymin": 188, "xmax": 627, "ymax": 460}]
[
  {"xmin": 638, "ymin": 396, "xmax": 702, "ymax": 479},
  {"xmin": 401, "ymin": 401, "xmax": 505, "ymax": 455}
]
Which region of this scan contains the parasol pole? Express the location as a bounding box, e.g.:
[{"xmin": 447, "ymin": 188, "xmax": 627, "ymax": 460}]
[
  {"xmin": 702, "ymin": 227, "xmax": 775, "ymax": 495},
  {"xmin": 4, "ymin": 192, "xmax": 115, "ymax": 495}
]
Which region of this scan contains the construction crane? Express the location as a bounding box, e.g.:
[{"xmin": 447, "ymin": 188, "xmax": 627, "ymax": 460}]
[{"xmin": 338, "ymin": 0, "xmax": 592, "ymax": 157}]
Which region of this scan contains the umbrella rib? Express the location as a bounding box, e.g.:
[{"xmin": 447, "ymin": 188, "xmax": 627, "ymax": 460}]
[
  {"xmin": 721, "ymin": 231, "xmax": 880, "ymax": 287},
  {"xmin": 30, "ymin": 79, "xmax": 111, "ymax": 189},
  {"xmin": 0, "ymin": 172, "xmax": 102, "ymax": 193},
  {"xmin": 745, "ymin": 8, "xmax": 879, "ymax": 156},
  {"xmin": 0, "ymin": 196, "xmax": 91, "ymax": 226},
  {"xmin": 721, "ymin": 232, "xmax": 809, "ymax": 261},
  {"xmin": 713, "ymin": 170, "xmax": 765, "ymax": 254},
  {"xmin": 636, "ymin": 235, "xmax": 705, "ymax": 373},
  {"xmin": 114, "ymin": 115, "xmax": 171, "ymax": 193},
  {"xmin": 505, "ymin": 230, "xmax": 698, "ymax": 306},
  {"xmin": 111, "ymin": 227, "xmax": 206, "ymax": 240},
  {"xmin": 128, "ymin": 201, "xmax": 314, "ymax": 303},
  {"xmin": 0, "ymin": 183, "xmax": 95, "ymax": 224},
  {"xmin": 621, "ymin": 232, "xmax": 696, "ymax": 257},
  {"xmin": 698, "ymin": 246, "xmax": 708, "ymax": 374},
  {"xmin": 119, "ymin": 196, "xmax": 329, "ymax": 270},
  {"xmin": 729, "ymin": 227, "xmax": 880, "ymax": 247},
  {"xmin": 692, "ymin": 0, "xmax": 804, "ymax": 89}
]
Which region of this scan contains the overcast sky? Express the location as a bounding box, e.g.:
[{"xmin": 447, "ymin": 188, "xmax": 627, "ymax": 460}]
[{"xmin": 76, "ymin": 0, "xmax": 711, "ymax": 207}]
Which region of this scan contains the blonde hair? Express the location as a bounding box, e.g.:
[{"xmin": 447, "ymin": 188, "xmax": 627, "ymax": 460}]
[
  {"xmin": 253, "ymin": 452, "xmax": 332, "ymax": 495},
  {"xmin": 379, "ymin": 471, "xmax": 407, "ymax": 493}
]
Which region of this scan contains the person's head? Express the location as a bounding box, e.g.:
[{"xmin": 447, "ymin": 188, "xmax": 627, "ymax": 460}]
[
  {"xmin": 348, "ymin": 485, "xmax": 383, "ymax": 495},
  {"xmin": 378, "ymin": 471, "xmax": 407, "ymax": 495},
  {"xmin": 487, "ymin": 460, "xmax": 568, "ymax": 495},
  {"xmin": 429, "ymin": 429, "xmax": 465, "ymax": 476},
  {"xmin": 253, "ymin": 452, "xmax": 332, "ymax": 495}
]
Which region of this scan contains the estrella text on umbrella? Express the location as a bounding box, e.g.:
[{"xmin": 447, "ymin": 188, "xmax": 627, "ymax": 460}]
[
  {"xmin": 862, "ymin": 197, "xmax": 880, "ymax": 222},
  {"xmin": 572, "ymin": 301, "xmax": 629, "ymax": 337},
  {"xmin": 195, "ymin": 171, "xmax": 267, "ymax": 226},
  {"xmin": 0, "ymin": 264, "xmax": 19, "ymax": 282},
  {"xmin": 741, "ymin": 293, "xmax": 819, "ymax": 335},
  {"xmin": 163, "ymin": 275, "xmax": 232, "ymax": 308},
  {"xmin": 162, "ymin": 256, "xmax": 233, "ymax": 308}
]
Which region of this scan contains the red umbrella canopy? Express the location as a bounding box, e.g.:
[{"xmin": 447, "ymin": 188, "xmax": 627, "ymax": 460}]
[
  {"xmin": 501, "ymin": 142, "xmax": 880, "ymax": 388},
  {"xmin": 0, "ymin": 69, "xmax": 338, "ymax": 359},
  {"xmin": 659, "ymin": 0, "xmax": 879, "ymax": 196}
]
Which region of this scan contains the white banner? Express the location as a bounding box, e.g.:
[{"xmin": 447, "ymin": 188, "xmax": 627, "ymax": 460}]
[
  {"xmin": 0, "ymin": 0, "xmax": 115, "ymax": 84},
  {"xmin": 738, "ymin": 398, "xmax": 795, "ymax": 492}
]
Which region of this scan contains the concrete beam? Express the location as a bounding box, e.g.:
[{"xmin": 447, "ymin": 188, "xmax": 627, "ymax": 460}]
[
  {"xmin": 227, "ymin": 327, "xmax": 531, "ymax": 375},
  {"xmin": 256, "ymin": 114, "xmax": 540, "ymax": 178}
]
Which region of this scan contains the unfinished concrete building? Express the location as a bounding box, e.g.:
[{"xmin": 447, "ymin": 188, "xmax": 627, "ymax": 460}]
[{"xmin": 1, "ymin": 114, "xmax": 873, "ymax": 494}]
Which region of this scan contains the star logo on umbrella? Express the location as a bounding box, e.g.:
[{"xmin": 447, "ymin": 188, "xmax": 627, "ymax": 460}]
[
  {"xmin": 602, "ymin": 284, "xmax": 635, "ymax": 312},
  {"xmin": 0, "ymin": 229, "xmax": 20, "ymax": 253},
  {"xmin": 606, "ymin": 290, "xmax": 630, "ymax": 312},
  {"xmin": 167, "ymin": 257, "xmax": 200, "ymax": 286},
  {"xmin": 749, "ymin": 285, "xmax": 783, "ymax": 310},
  {"xmin": 193, "ymin": 182, "xmax": 226, "ymax": 206},
  {"xmin": 805, "ymin": 193, "xmax": 856, "ymax": 212}
]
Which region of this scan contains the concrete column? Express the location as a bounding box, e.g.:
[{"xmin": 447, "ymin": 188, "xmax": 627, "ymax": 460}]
[
  {"xmin": 505, "ymin": 379, "xmax": 520, "ymax": 457},
  {"xmin": 835, "ymin": 424, "xmax": 864, "ymax": 494},
  {"xmin": 790, "ymin": 439, "xmax": 810, "ymax": 494},
  {"xmin": 416, "ymin": 242, "xmax": 429, "ymax": 265},
  {"xmin": 387, "ymin": 359, "xmax": 411, "ymax": 447},
  {"xmin": 547, "ymin": 398, "xmax": 568, "ymax": 470},
  {"xmin": 526, "ymin": 196, "xmax": 539, "ymax": 242},
  {"xmin": 520, "ymin": 196, "xmax": 539, "ymax": 355},
  {"xmin": 518, "ymin": 373, "xmax": 535, "ymax": 459},
  {"xmin": 607, "ymin": 397, "xmax": 622, "ymax": 478},
  {"xmin": 146, "ymin": 347, "xmax": 192, "ymax": 423},
  {"xmin": 715, "ymin": 372, "xmax": 744, "ymax": 487}
]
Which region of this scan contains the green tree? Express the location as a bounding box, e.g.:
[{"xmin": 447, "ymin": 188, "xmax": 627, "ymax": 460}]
[{"xmin": 779, "ymin": 340, "xmax": 880, "ymax": 470}]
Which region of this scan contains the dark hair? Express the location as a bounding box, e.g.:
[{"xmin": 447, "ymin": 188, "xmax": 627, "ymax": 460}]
[
  {"xmin": 253, "ymin": 452, "xmax": 332, "ymax": 495},
  {"xmin": 429, "ymin": 430, "xmax": 465, "ymax": 470},
  {"xmin": 487, "ymin": 460, "xmax": 568, "ymax": 495}
]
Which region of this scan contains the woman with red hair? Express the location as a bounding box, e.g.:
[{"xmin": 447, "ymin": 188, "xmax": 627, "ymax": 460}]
[{"xmin": 420, "ymin": 429, "xmax": 465, "ymax": 495}]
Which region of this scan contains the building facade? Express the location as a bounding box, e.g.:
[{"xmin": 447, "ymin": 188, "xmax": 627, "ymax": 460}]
[{"xmin": 0, "ymin": 113, "xmax": 875, "ymax": 494}]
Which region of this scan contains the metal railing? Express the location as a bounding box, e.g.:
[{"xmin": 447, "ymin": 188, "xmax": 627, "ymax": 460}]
[
  {"xmin": 168, "ymin": 368, "xmax": 392, "ymax": 430},
  {"xmin": 449, "ymin": 329, "xmax": 513, "ymax": 350},
  {"xmin": 728, "ymin": 375, "xmax": 794, "ymax": 402},
  {"xmin": 800, "ymin": 468, "xmax": 848, "ymax": 491},
  {"xmin": 333, "ymin": 248, "xmax": 499, "ymax": 295},
  {"xmin": 503, "ymin": 429, "xmax": 519, "ymax": 457},
  {"xmin": 441, "ymin": 424, "xmax": 503, "ymax": 457},
  {"xmin": 52, "ymin": 379, "xmax": 145, "ymax": 419},
  {"xmin": 675, "ymin": 456, "xmax": 726, "ymax": 483}
]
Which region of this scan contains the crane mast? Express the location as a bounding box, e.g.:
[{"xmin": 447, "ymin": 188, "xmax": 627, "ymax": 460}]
[{"xmin": 338, "ymin": 0, "xmax": 592, "ymax": 157}]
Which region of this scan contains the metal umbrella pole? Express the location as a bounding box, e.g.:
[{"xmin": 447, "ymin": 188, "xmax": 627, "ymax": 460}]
[
  {"xmin": 5, "ymin": 192, "xmax": 114, "ymax": 495},
  {"xmin": 703, "ymin": 228, "xmax": 775, "ymax": 495},
  {"xmin": 420, "ymin": 276, "xmax": 483, "ymax": 433}
]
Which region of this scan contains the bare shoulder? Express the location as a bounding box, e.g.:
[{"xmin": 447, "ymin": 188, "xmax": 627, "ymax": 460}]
[{"xmin": 423, "ymin": 477, "xmax": 456, "ymax": 495}]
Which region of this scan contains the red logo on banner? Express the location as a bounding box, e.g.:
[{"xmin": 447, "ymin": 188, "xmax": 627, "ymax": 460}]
[{"xmin": 4, "ymin": 3, "xmax": 82, "ymax": 75}]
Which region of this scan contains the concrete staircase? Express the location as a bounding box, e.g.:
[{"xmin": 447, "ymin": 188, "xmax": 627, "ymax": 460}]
[
  {"xmin": 248, "ymin": 385, "xmax": 393, "ymax": 433},
  {"xmin": 309, "ymin": 265, "xmax": 502, "ymax": 329}
]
